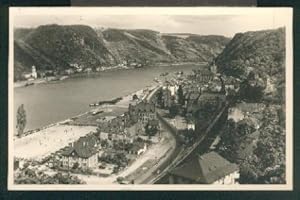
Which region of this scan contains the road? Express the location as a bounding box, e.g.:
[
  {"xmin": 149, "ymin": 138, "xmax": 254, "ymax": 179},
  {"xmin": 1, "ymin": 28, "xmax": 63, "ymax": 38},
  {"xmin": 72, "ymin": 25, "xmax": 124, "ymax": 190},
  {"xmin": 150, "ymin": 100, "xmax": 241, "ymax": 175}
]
[
  {"xmin": 131, "ymin": 85, "xmax": 185, "ymax": 184},
  {"xmin": 133, "ymin": 112, "xmax": 183, "ymax": 184},
  {"xmin": 149, "ymin": 102, "xmax": 230, "ymax": 184},
  {"xmin": 127, "ymin": 83, "xmax": 229, "ymax": 184}
]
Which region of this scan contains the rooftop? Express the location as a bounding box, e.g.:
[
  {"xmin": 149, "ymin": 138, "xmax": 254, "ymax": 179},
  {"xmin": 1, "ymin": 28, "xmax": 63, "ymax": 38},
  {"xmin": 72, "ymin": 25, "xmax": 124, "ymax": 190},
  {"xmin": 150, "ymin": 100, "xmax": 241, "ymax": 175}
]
[
  {"xmin": 169, "ymin": 151, "xmax": 238, "ymax": 183},
  {"xmin": 61, "ymin": 134, "xmax": 99, "ymax": 159}
]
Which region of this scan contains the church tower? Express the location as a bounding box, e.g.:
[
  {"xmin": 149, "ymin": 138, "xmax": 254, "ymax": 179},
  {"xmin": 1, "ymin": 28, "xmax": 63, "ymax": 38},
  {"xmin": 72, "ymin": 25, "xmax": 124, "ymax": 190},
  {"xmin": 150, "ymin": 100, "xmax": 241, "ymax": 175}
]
[{"xmin": 31, "ymin": 65, "xmax": 37, "ymax": 79}]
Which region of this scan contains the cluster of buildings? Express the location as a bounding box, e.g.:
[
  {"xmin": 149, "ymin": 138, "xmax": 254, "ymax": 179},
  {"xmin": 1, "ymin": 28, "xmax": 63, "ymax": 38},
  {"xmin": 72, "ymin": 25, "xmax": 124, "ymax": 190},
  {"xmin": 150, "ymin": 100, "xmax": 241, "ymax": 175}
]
[
  {"xmin": 96, "ymin": 100, "xmax": 159, "ymax": 135},
  {"xmin": 57, "ymin": 99, "xmax": 160, "ymax": 171},
  {"xmin": 22, "ymin": 65, "xmax": 38, "ymax": 80},
  {"xmin": 45, "ymin": 62, "xmax": 241, "ymax": 183},
  {"xmin": 155, "ymin": 63, "xmax": 227, "ymax": 134},
  {"xmin": 161, "ymin": 63, "xmax": 242, "ymax": 185}
]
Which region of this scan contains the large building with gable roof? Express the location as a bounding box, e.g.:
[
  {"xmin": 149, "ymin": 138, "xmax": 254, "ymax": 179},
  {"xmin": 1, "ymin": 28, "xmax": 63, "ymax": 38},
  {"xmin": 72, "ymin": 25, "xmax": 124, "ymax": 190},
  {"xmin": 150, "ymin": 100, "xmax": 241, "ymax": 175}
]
[
  {"xmin": 168, "ymin": 151, "xmax": 239, "ymax": 184},
  {"xmin": 61, "ymin": 134, "xmax": 100, "ymax": 169}
]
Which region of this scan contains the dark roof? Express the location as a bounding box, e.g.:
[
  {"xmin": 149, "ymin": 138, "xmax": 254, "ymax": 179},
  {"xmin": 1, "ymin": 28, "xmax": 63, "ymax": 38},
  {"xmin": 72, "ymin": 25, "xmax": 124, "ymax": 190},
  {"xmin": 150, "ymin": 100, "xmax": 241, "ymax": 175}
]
[
  {"xmin": 61, "ymin": 134, "xmax": 99, "ymax": 158},
  {"xmin": 132, "ymin": 101, "xmax": 155, "ymax": 113},
  {"xmin": 198, "ymin": 92, "xmax": 226, "ymax": 102},
  {"xmin": 169, "ymin": 151, "xmax": 238, "ymax": 183}
]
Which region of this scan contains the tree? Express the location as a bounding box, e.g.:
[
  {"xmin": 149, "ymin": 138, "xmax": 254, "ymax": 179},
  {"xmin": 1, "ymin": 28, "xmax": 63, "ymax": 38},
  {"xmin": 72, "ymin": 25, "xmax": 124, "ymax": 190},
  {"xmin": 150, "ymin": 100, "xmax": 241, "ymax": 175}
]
[
  {"xmin": 16, "ymin": 104, "xmax": 27, "ymax": 137},
  {"xmin": 156, "ymin": 88, "xmax": 163, "ymax": 107},
  {"xmin": 132, "ymin": 94, "xmax": 138, "ymax": 101},
  {"xmin": 117, "ymin": 176, "xmax": 125, "ymax": 183},
  {"xmin": 177, "ymin": 85, "xmax": 184, "ymax": 105},
  {"xmin": 239, "ymin": 71, "xmax": 266, "ymax": 102},
  {"xmin": 169, "ymin": 104, "xmax": 179, "ymax": 118},
  {"xmin": 145, "ymin": 122, "xmax": 159, "ymax": 138}
]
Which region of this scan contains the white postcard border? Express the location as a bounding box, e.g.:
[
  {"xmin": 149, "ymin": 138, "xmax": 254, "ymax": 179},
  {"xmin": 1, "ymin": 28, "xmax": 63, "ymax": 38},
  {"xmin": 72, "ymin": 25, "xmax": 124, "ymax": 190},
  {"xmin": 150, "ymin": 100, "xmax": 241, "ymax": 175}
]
[{"xmin": 8, "ymin": 7, "xmax": 293, "ymax": 191}]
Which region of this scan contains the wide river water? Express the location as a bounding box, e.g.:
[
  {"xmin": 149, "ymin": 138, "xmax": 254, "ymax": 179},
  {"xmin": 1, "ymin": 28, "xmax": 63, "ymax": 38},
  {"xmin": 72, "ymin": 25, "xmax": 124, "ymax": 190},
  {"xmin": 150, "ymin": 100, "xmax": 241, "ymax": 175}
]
[{"xmin": 14, "ymin": 64, "xmax": 201, "ymax": 131}]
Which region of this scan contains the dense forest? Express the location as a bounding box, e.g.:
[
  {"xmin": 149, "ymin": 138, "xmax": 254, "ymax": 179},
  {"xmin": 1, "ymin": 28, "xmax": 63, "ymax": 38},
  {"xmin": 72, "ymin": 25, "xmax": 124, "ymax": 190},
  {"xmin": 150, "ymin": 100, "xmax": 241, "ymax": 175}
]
[
  {"xmin": 216, "ymin": 27, "xmax": 285, "ymax": 103},
  {"xmin": 14, "ymin": 25, "xmax": 230, "ymax": 81},
  {"xmin": 216, "ymin": 27, "xmax": 286, "ymax": 184}
]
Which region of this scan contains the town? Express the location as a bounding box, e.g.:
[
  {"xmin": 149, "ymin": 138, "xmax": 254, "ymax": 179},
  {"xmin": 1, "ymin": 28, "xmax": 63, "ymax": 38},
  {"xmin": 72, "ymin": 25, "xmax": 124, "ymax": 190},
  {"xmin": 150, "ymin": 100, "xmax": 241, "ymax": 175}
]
[
  {"xmin": 11, "ymin": 8, "xmax": 289, "ymax": 189},
  {"xmin": 14, "ymin": 61, "xmax": 244, "ymax": 185},
  {"xmin": 16, "ymin": 58, "xmax": 146, "ymax": 88}
]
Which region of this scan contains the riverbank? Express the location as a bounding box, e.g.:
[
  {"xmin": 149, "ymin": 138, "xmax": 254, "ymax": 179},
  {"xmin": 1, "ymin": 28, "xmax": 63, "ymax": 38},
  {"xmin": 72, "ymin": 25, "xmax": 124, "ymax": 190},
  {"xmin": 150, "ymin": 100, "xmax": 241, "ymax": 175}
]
[
  {"xmin": 13, "ymin": 84, "xmax": 157, "ymax": 160},
  {"xmin": 13, "ymin": 62, "xmax": 205, "ymax": 88}
]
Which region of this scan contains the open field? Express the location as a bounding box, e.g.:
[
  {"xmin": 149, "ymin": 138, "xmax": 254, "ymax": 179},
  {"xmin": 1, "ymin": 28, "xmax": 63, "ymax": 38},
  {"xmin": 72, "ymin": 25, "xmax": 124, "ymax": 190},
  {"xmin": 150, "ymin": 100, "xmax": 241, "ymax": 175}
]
[{"xmin": 14, "ymin": 125, "xmax": 97, "ymax": 160}]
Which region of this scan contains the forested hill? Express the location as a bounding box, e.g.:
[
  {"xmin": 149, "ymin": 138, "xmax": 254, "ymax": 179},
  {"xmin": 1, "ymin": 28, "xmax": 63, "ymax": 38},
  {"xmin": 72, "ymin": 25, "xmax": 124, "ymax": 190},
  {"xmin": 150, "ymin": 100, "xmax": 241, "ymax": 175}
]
[
  {"xmin": 215, "ymin": 27, "xmax": 285, "ymax": 102},
  {"xmin": 14, "ymin": 24, "xmax": 230, "ymax": 80},
  {"xmin": 215, "ymin": 28, "xmax": 287, "ymax": 184}
]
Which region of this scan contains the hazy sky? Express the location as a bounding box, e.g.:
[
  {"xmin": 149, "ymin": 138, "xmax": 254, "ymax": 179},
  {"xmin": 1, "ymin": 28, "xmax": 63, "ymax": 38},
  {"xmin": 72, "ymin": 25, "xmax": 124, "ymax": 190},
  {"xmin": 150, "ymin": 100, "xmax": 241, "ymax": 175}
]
[{"xmin": 12, "ymin": 8, "xmax": 289, "ymax": 37}]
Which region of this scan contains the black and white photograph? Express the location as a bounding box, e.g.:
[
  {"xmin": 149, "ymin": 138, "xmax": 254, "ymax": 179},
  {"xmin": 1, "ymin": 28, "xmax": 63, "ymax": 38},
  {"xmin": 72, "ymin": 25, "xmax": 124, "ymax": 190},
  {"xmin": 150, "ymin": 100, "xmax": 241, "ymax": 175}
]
[{"xmin": 8, "ymin": 7, "xmax": 293, "ymax": 190}]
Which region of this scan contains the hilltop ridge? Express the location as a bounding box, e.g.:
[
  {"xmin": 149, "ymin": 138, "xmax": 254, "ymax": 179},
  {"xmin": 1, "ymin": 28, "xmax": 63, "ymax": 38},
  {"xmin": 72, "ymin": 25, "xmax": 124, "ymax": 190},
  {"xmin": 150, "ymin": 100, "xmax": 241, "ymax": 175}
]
[{"xmin": 14, "ymin": 24, "xmax": 230, "ymax": 81}]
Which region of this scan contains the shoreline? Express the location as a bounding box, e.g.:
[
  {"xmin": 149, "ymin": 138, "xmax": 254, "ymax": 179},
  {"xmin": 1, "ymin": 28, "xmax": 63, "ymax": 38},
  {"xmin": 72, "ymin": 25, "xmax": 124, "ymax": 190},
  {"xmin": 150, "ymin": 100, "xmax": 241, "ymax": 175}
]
[
  {"xmin": 13, "ymin": 62, "xmax": 206, "ymax": 88},
  {"xmin": 17, "ymin": 84, "xmax": 157, "ymax": 138},
  {"xmin": 13, "ymin": 84, "xmax": 157, "ymax": 161}
]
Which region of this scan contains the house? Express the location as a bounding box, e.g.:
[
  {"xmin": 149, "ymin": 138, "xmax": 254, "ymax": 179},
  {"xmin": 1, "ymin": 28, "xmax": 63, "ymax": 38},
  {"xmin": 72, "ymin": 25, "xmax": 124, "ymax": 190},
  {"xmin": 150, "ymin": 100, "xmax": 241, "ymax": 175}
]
[
  {"xmin": 168, "ymin": 151, "xmax": 239, "ymax": 184},
  {"xmin": 129, "ymin": 142, "xmax": 147, "ymax": 155},
  {"xmin": 134, "ymin": 121, "xmax": 145, "ymax": 135},
  {"xmin": 97, "ymin": 114, "xmax": 131, "ymax": 137},
  {"xmin": 70, "ymin": 63, "xmax": 79, "ymax": 68},
  {"xmin": 147, "ymin": 119, "xmax": 160, "ymax": 130},
  {"xmin": 193, "ymin": 69, "xmax": 215, "ymax": 83},
  {"xmin": 76, "ymin": 68, "xmax": 83, "ymax": 73},
  {"xmin": 186, "ymin": 91, "xmax": 201, "ymax": 113},
  {"xmin": 61, "ymin": 134, "xmax": 100, "ymax": 170},
  {"xmin": 186, "ymin": 119, "xmax": 195, "ymax": 131},
  {"xmin": 137, "ymin": 143, "xmax": 147, "ymax": 155},
  {"xmin": 161, "ymin": 87, "xmax": 172, "ymax": 108},
  {"xmin": 197, "ymin": 92, "xmax": 226, "ymax": 110},
  {"xmin": 210, "ymin": 61, "xmax": 218, "ymax": 74},
  {"xmin": 84, "ymin": 68, "xmax": 92, "ymax": 73},
  {"xmin": 128, "ymin": 101, "xmax": 156, "ymax": 126},
  {"xmin": 22, "ymin": 65, "xmax": 38, "ymax": 80},
  {"xmin": 22, "ymin": 73, "xmax": 32, "ymax": 79},
  {"xmin": 65, "ymin": 68, "xmax": 75, "ymax": 75},
  {"xmin": 167, "ymin": 84, "xmax": 179, "ymax": 96},
  {"xmin": 44, "ymin": 70, "xmax": 54, "ymax": 76}
]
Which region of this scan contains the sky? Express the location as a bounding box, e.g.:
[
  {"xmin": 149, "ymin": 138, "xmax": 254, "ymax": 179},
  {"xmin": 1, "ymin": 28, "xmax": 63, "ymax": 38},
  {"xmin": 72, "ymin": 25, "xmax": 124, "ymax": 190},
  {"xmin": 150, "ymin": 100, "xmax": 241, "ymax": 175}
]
[{"xmin": 12, "ymin": 8, "xmax": 290, "ymax": 37}]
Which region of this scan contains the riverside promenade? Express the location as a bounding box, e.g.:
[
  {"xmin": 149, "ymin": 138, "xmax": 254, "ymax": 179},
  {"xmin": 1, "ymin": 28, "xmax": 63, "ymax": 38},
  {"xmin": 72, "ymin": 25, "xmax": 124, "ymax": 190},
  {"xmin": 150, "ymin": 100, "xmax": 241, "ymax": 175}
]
[{"xmin": 13, "ymin": 86, "xmax": 153, "ymax": 161}]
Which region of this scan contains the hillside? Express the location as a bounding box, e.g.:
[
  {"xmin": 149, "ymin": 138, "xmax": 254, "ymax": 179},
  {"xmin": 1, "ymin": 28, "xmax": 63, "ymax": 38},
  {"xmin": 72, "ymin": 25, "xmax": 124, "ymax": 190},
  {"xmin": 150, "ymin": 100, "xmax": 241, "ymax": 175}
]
[
  {"xmin": 215, "ymin": 28, "xmax": 286, "ymax": 184},
  {"xmin": 215, "ymin": 28, "xmax": 285, "ymax": 102},
  {"xmin": 14, "ymin": 25, "xmax": 230, "ymax": 81}
]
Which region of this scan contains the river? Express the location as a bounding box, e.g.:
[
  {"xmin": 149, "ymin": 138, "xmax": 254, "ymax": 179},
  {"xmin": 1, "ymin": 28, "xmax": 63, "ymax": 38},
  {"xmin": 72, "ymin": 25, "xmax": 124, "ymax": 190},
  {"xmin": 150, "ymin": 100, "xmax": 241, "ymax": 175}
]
[{"xmin": 14, "ymin": 64, "xmax": 202, "ymax": 131}]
